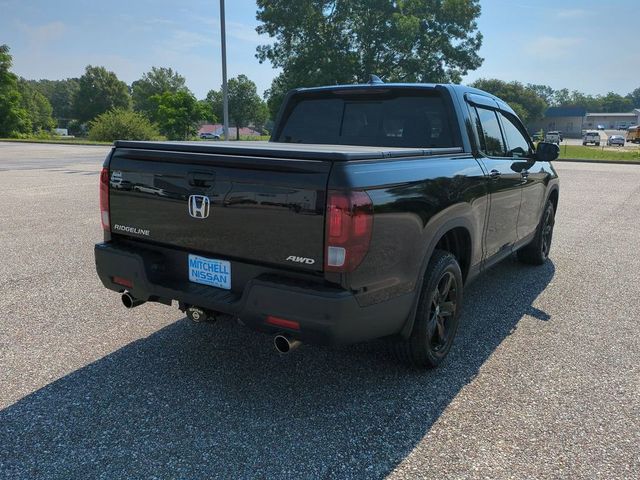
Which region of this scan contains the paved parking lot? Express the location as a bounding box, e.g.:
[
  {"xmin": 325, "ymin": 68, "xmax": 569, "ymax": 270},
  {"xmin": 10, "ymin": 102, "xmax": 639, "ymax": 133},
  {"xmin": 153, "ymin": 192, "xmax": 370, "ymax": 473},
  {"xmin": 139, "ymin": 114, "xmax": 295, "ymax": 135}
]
[{"xmin": 0, "ymin": 142, "xmax": 638, "ymax": 479}]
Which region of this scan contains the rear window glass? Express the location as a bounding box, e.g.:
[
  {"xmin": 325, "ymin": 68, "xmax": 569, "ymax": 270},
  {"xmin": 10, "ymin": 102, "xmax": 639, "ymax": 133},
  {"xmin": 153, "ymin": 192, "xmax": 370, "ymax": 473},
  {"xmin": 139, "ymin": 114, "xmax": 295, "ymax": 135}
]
[{"xmin": 276, "ymin": 92, "xmax": 457, "ymax": 148}]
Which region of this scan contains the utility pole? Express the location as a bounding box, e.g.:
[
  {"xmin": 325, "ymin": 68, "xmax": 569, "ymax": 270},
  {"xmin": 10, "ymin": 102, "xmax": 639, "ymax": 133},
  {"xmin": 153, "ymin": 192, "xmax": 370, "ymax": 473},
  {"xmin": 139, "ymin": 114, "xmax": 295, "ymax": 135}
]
[{"xmin": 220, "ymin": 0, "xmax": 229, "ymax": 140}]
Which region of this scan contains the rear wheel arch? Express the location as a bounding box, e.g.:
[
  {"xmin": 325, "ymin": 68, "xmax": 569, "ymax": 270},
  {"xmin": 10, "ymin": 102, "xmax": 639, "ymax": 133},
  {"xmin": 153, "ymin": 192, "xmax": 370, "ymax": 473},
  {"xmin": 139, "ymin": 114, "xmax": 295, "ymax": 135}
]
[{"xmin": 399, "ymin": 217, "xmax": 475, "ymax": 339}]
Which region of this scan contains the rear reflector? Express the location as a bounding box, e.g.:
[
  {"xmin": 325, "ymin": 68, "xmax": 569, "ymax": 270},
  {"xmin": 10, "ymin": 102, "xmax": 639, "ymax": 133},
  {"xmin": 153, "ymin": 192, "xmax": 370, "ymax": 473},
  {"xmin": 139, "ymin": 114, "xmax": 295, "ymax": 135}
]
[
  {"xmin": 112, "ymin": 276, "xmax": 133, "ymax": 288},
  {"xmin": 99, "ymin": 167, "xmax": 110, "ymax": 231},
  {"xmin": 266, "ymin": 316, "xmax": 300, "ymax": 331},
  {"xmin": 325, "ymin": 190, "xmax": 373, "ymax": 272}
]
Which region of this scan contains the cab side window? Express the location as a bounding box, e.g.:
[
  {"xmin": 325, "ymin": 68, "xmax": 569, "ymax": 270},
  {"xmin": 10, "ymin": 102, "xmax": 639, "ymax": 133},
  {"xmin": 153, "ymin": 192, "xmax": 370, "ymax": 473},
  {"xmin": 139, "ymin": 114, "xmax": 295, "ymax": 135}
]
[
  {"xmin": 499, "ymin": 112, "xmax": 533, "ymax": 158},
  {"xmin": 473, "ymin": 107, "xmax": 506, "ymax": 157}
]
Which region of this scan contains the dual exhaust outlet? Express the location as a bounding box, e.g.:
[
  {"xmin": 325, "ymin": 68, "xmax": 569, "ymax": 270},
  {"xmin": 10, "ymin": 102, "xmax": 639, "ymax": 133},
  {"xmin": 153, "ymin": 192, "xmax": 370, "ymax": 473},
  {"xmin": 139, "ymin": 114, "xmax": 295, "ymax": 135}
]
[{"xmin": 121, "ymin": 293, "xmax": 301, "ymax": 354}]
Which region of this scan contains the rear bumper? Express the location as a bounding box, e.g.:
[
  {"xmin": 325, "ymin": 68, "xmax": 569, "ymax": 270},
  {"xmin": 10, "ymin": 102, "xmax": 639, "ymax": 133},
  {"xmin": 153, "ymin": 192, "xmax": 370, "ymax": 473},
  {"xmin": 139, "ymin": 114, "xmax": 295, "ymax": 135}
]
[{"xmin": 94, "ymin": 242, "xmax": 413, "ymax": 345}]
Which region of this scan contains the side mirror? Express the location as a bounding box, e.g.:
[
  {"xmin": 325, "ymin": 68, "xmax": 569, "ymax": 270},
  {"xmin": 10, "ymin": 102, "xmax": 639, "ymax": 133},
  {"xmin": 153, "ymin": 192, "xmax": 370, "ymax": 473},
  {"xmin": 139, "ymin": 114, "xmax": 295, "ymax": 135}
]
[{"xmin": 536, "ymin": 142, "xmax": 560, "ymax": 162}]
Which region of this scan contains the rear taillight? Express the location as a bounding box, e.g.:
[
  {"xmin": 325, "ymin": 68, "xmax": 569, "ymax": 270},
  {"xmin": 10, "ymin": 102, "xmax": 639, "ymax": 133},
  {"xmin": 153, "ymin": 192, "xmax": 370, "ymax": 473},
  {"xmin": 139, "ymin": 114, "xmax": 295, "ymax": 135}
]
[
  {"xmin": 325, "ymin": 190, "xmax": 373, "ymax": 272},
  {"xmin": 99, "ymin": 167, "xmax": 109, "ymax": 231}
]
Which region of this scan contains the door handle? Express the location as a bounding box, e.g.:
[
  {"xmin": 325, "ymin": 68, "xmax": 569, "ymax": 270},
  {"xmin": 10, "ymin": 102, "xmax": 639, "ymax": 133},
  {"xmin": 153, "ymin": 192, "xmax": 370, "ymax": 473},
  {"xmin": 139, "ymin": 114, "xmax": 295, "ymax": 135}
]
[{"xmin": 489, "ymin": 169, "xmax": 501, "ymax": 179}]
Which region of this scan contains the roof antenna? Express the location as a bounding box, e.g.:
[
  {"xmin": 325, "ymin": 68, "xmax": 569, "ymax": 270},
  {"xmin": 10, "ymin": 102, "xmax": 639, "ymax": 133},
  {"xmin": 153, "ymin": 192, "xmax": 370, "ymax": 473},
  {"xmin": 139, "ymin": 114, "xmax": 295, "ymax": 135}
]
[{"xmin": 368, "ymin": 74, "xmax": 384, "ymax": 85}]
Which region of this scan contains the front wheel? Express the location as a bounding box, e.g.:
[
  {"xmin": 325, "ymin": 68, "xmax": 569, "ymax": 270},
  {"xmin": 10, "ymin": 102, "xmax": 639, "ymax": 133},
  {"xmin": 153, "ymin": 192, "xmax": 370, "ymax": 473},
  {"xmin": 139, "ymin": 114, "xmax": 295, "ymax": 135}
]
[
  {"xmin": 517, "ymin": 201, "xmax": 555, "ymax": 265},
  {"xmin": 394, "ymin": 250, "xmax": 463, "ymax": 368}
]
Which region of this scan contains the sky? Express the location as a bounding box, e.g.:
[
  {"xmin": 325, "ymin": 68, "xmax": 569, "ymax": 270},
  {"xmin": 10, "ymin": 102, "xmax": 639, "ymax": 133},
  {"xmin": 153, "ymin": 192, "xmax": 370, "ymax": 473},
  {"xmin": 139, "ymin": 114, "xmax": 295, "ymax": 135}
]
[{"xmin": 2, "ymin": 0, "xmax": 638, "ymax": 99}]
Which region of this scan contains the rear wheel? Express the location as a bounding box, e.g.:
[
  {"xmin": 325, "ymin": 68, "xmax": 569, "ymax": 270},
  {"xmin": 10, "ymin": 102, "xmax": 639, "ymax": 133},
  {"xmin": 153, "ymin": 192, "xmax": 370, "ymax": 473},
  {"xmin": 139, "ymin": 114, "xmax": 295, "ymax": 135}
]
[
  {"xmin": 394, "ymin": 250, "xmax": 463, "ymax": 368},
  {"xmin": 517, "ymin": 201, "xmax": 555, "ymax": 265}
]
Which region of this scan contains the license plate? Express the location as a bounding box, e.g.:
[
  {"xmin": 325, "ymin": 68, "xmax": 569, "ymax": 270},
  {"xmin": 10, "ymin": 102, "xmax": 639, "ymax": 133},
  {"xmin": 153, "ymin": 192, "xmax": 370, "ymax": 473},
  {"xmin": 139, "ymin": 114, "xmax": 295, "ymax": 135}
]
[{"xmin": 188, "ymin": 254, "xmax": 231, "ymax": 290}]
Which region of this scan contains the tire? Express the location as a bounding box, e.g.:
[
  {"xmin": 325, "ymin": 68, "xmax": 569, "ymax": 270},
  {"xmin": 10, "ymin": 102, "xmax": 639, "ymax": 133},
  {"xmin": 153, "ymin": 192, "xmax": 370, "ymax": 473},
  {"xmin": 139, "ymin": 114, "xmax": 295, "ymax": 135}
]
[
  {"xmin": 517, "ymin": 201, "xmax": 555, "ymax": 265},
  {"xmin": 393, "ymin": 250, "xmax": 463, "ymax": 368},
  {"xmin": 596, "ymin": 142, "xmax": 600, "ymax": 146},
  {"xmin": 582, "ymin": 142, "xmax": 586, "ymax": 146}
]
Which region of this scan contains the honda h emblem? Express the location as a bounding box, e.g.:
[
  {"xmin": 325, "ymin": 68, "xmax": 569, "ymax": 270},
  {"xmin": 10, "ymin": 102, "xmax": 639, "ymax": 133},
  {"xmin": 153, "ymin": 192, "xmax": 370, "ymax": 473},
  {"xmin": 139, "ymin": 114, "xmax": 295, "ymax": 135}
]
[{"xmin": 188, "ymin": 195, "xmax": 210, "ymax": 219}]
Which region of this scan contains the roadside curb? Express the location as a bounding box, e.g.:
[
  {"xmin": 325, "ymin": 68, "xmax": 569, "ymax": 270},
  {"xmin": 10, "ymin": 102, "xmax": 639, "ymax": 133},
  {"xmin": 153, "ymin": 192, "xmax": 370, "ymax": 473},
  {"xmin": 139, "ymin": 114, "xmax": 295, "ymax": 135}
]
[{"xmin": 555, "ymin": 158, "xmax": 640, "ymax": 165}]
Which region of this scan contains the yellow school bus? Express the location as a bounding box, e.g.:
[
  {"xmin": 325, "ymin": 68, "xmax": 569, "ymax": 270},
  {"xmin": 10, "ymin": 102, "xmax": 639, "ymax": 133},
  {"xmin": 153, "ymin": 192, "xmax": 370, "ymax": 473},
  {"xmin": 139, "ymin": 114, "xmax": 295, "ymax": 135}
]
[{"xmin": 626, "ymin": 126, "xmax": 640, "ymax": 144}]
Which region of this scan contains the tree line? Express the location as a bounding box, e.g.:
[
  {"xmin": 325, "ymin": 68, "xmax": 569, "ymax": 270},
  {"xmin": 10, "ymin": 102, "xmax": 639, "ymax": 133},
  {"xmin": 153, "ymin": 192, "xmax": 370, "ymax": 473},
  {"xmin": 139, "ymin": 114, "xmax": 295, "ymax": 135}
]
[{"xmin": 0, "ymin": 44, "xmax": 268, "ymax": 141}]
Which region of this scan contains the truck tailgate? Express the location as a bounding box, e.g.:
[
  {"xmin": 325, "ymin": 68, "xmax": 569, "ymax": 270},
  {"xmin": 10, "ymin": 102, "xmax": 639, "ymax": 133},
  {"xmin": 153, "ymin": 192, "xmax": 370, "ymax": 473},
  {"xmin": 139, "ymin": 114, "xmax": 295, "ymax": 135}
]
[{"xmin": 107, "ymin": 147, "xmax": 331, "ymax": 272}]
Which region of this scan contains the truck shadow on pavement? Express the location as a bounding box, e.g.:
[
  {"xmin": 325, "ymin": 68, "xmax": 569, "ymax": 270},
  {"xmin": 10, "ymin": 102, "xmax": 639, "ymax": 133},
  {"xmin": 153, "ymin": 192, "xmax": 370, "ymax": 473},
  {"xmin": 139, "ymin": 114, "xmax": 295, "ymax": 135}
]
[{"xmin": 0, "ymin": 257, "xmax": 555, "ymax": 479}]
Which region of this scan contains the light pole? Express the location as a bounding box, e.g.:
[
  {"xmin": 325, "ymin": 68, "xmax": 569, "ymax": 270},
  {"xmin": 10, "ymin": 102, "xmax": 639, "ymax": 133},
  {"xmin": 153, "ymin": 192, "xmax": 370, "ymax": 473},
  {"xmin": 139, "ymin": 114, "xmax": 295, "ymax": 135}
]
[{"xmin": 220, "ymin": 0, "xmax": 229, "ymax": 140}]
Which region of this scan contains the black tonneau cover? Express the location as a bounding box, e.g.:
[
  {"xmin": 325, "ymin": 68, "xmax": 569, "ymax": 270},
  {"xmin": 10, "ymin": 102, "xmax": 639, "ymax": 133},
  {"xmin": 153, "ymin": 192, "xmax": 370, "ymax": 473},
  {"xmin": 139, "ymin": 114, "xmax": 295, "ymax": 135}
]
[{"xmin": 113, "ymin": 140, "xmax": 463, "ymax": 162}]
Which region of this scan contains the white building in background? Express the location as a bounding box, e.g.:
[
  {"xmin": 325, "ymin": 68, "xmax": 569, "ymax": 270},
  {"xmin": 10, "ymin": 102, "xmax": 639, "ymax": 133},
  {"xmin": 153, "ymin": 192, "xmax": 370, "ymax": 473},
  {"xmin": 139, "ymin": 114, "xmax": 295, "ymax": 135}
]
[
  {"xmin": 583, "ymin": 110, "xmax": 640, "ymax": 130},
  {"xmin": 532, "ymin": 108, "xmax": 640, "ymax": 137}
]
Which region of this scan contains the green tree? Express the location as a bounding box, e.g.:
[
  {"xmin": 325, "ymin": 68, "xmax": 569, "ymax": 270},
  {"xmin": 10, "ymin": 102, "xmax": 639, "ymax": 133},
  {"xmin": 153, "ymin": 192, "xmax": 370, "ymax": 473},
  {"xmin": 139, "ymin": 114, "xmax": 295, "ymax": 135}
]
[
  {"xmin": 599, "ymin": 92, "xmax": 633, "ymax": 113},
  {"xmin": 470, "ymin": 78, "xmax": 547, "ymax": 125},
  {"xmin": 253, "ymin": 101, "xmax": 270, "ymax": 134},
  {"xmin": 263, "ymin": 74, "xmax": 291, "ymax": 120},
  {"xmin": 73, "ymin": 65, "xmax": 131, "ymax": 123},
  {"xmin": 151, "ymin": 90, "xmax": 203, "ymax": 140},
  {"xmin": 627, "ymin": 87, "xmax": 640, "ymax": 109},
  {"xmin": 131, "ymin": 67, "xmax": 189, "ymax": 120},
  {"xmin": 27, "ymin": 78, "xmax": 80, "ymax": 124},
  {"xmin": 526, "ymin": 84, "xmax": 556, "ymax": 106},
  {"xmin": 88, "ymin": 108, "xmax": 161, "ymax": 141},
  {"xmin": 206, "ymin": 75, "xmax": 267, "ymax": 139},
  {"xmin": 552, "ymin": 88, "xmax": 571, "ymax": 107},
  {"xmin": 256, "ymin": 0, "xmax": 483, "ymax": 117},
  {"xmin": 0, "ymin": 44, "xmax": 30, "ymax": 137},
  {"xmin": 17, "ymin": 79, "xmax": 56, "ymax": 133}
]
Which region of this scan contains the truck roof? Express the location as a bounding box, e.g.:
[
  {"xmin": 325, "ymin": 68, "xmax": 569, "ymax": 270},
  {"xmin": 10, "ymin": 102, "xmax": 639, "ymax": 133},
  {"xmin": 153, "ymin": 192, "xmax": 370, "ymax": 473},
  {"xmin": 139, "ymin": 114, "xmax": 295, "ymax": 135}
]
[
  {"xmin": 295, "ymin": 82, "xmax": 493, "ymax": 97},
  {"xmin": 290, "ymin": 82, "xmax": 517, "ymax": 117}
]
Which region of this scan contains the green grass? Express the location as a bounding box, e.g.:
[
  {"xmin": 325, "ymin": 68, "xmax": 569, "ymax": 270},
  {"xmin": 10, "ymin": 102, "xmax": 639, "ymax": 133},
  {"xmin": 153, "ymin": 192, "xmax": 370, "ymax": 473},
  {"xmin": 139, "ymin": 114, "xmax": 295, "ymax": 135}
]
[{"xmin": 558, "ymin": 145, "xmax": 640, "ymax": 162}]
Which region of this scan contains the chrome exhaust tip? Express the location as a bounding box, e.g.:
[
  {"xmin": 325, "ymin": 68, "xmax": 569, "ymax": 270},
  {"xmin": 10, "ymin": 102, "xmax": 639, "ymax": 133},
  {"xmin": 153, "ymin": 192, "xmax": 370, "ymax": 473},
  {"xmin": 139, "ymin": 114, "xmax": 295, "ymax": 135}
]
[
  {"xmin": 274, "ymin": 334, "xmax": 302, "ymax": 354},
  {"xmin": 121, "ymin": 292, "xmax": 145, "ymax": 309}
]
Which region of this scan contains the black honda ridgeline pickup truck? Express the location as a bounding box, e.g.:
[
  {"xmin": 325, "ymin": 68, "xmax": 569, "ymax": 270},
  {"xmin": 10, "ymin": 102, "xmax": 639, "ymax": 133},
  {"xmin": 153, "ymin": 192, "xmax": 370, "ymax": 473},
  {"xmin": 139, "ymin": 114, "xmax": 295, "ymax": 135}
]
[{"xmin": 95, "ymin": 82, "xmax": 560, "ymax": 368}]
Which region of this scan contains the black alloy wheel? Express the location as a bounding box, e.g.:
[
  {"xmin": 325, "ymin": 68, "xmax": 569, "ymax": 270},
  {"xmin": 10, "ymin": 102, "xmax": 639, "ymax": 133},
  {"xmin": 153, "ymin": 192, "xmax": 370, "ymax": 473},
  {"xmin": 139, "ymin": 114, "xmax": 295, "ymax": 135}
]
[
  {"xmin": 540, "ymin": 204, "xmax": 555, "ymax": 260},
  {"xmin": 394, "ymin": 250, "xmax": 463, "ymax": 368},
  {"xmin": 517, "ymin": 200, "xmax": 556, "ymax": 265},
  {"xmin": 428, "ymin": 271, "xmax": 457, "ymax": 353}
]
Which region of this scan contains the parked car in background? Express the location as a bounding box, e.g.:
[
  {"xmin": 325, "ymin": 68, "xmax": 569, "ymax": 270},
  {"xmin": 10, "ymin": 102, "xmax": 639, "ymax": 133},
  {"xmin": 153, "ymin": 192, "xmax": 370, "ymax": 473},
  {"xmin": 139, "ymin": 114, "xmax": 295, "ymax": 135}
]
[
  {"xmin": 597, "ymin": 125, "xmax": 605, "ymax": 130},
  {"xmin": 545, "ymin": 131, "xmax": 561, "ymax": 144},
  {"xmin": 582, "ymin": 131, "xmax": 600, "ymax": 146},
  {"xmin": 199, "ymin": 132, "xmax": 220, "ymax": 140},
  {"xmin": 607, "ymin": 135, "xmax": 625, "ymax": 147}
]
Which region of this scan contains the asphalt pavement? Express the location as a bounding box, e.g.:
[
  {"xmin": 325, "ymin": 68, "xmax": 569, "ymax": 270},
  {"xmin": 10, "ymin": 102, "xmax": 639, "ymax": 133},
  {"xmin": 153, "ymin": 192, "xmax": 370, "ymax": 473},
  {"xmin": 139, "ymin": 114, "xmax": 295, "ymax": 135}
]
[{"xmin": 0, "ymin": 142, "xmax": 638, "ymax": 479}]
